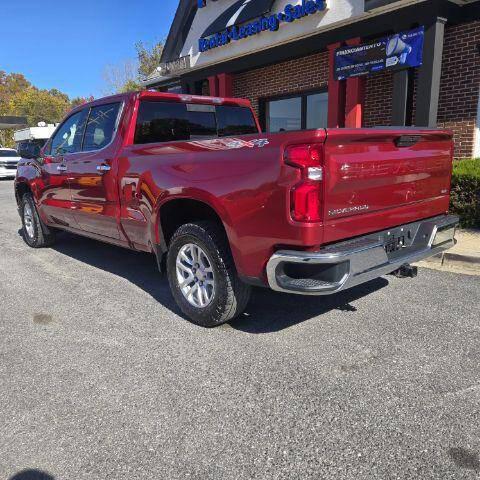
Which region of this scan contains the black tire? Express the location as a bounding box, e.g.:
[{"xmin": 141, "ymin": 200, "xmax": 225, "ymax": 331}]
[
  {"xmin": 21, "ymin": 193, "xmax": 56, "ymax": 248},
  {"xmin": 167, "ymin": 221, "xmax": 251, "ymax": 327}
]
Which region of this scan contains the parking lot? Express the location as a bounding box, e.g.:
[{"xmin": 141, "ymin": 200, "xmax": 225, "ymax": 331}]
[{"xmin": 1, "ymin": 178, "xmax": 479, "ymax": 479}]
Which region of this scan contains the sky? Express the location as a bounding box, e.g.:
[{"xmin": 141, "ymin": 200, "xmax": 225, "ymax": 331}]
[{"xmin": 1, "ymin": 0, "xmax": 179, "ymax": 99}]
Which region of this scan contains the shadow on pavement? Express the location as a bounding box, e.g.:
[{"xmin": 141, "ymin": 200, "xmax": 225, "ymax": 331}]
[
  {"xmin": 448, "ymin": 447, "xmax": 480, "ymax": 471},
  {"xmin": 231, "ymin": 277, "xmax": 388, "ymax": 333},
  {"xmin": 44, "ymin": 230, "xmax": 181, "ymax": 314},
  {"xmin": 35, "ymin": 231, "xmax": 388, "ymax": 333},
  {"xmin": 9, "ymin": 470, "xmax": 54, "ymax": 480}
]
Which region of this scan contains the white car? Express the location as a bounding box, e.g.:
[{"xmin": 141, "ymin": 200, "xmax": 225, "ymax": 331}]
[{"xmin": 0, "ymin": 148, "xmax": 21, "ymax": 178}]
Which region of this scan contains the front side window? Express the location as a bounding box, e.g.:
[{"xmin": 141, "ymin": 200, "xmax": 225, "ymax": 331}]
[
  {"xmin": 49, "ymin": 111, "xmax": 86, "ymax": 156},
  {"xmin": 83, "ymin": 103, "xmax": 121, "ymax": 151}
]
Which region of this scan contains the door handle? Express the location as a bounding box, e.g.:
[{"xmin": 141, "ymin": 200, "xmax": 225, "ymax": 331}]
[
  {"xmin": 96, "ymin": 164, "xmax": 111, "ymax": 173},
  {"xmin": 57, "ymin": 164, "xmax": 67, "ymax": 172}
]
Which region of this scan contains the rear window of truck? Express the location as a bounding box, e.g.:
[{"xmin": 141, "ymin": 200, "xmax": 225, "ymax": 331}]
[{"xmin": 134, "ymin": 101, "xmax": 257, "ymax": 145}]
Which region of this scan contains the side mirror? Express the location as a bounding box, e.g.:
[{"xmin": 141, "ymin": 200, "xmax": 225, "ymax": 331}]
[{"xmin": 18, "ymin": 143, "xmax": 41, "ymax": 159}]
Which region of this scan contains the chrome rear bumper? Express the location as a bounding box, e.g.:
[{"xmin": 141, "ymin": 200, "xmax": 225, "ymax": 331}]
[{"xmin": 266, "ymin": 215, "xmax": 459, "ymax": 295}]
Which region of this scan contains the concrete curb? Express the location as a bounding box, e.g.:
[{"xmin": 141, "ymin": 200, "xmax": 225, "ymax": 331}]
[
  {"xmin": 443, "ymin": 252, "xmax": 480, "ymax": 265},
  {"xmin": 416, "ymin": 247, "xmax": 480, "ymax": 276}
]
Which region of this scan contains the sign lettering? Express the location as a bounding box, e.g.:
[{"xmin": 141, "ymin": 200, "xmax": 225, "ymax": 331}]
[
  {"xmin": 199, "ymin": 0, "xmax": 327, "ymax": 53},
  {"xmin": 334, "ymin": 26, "xmax": 424, "ymax": 80}
]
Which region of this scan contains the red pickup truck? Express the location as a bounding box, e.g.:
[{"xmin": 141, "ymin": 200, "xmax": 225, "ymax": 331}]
[{"xmin": 15, "ymin": 91, "xmax": 458, "ymax": 327}]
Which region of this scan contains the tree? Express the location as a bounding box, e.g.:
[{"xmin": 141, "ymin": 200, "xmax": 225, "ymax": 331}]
[
  {"xmin": 102, "ymin": 39, "xmax": 165, "ymax": 94},
  {"xmin": 8, "ymin": 88, "xmax": 71, "ymax": 126},
  {"xmin": 102, "ymin": 59, "xmax": 141, "ymax": 95},
  {"xmin": 0, "ymin": 71, "xmax": 92, "ymax": 147},
  {"xmin": 70, "ymin": 96, "xmax": 95, "ymax": 109},
  {"xmin": 136, "ymin": 40, "xmax": 165, "ymax": 79},
  {"xmin": 0, "ymin": 72, "xmax": 31, "ymax": 102}
]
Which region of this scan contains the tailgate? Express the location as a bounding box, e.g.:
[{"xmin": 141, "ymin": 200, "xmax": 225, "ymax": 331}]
[{"xmin": 322, "ymin": 128, "xmax": 453, "ymax": 244}]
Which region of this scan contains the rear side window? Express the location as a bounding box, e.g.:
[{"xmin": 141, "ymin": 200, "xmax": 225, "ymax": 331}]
[
  {"xmin": 134, "ymin": 101, "xmax": 258, "ymax": 145},
  {"xmin": 83, "ymin": 103, "xmax": 121, "ymax": 151},
  {"xmin": 134, "ymin": 102, "xmax": 189, "ymax": 144},
  {"xmin": 217, "ymin": 106, "xmax": 257, "ymax": 137}
]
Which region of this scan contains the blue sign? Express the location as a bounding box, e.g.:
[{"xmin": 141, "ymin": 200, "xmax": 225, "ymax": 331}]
[
  {"xmin": 202, "ymin": 0, "xmax": 275, "ymax": 37},
  {"xmin": 198, "ymin": 0, "xmax": 327, "ymax": 53},
  {"xmin": 334, "ymin": 26, "xmax": 424, "ymax": 80}
]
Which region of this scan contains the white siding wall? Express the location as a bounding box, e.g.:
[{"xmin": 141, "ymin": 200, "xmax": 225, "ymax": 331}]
[{"xmin": 181, "ymin": 0, "xmax": 364, "ymax": 70}]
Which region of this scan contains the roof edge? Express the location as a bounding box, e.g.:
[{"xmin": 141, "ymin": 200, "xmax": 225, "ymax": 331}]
[{"xmin": 161, "ymin": 0, "xmax": 196, "ymax": 64}]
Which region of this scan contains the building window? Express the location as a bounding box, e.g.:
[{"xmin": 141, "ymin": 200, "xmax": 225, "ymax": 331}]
[
  {"xmin": 306, "ymin": 92, "xmax": 328, "ymax": 130},
  {"xmin": 267, "ymin": 97, "xmax": 302, "ymax": 132},
  {"xmin": 167, "ymin": 83, "xmax": 183, "ymax": 94},
  {"xmin": 263, "ymin": 90, "xmax": 328, "ymax": 133}
]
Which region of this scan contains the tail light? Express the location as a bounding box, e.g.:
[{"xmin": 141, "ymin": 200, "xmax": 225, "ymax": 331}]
[{"xmin": 284, "ymin": 144, "xmax": 324, "ymax": 223}]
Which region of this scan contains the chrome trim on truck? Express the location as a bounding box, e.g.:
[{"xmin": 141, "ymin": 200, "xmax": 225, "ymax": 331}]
[{"xmin": 266, "ymin": 215, "xmax": 459, "ymax": 295}]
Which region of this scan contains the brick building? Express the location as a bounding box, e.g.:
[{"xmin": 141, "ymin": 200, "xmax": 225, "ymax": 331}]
[{"xmin": 146, "ymin": 0, "xmax": 480, "ymax": 158}]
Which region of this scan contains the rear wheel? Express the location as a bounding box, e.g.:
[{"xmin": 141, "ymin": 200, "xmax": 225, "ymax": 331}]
[
  {"xmin": 167, "ymin": 221, "xmax": 251, "ymax": 327},
  {"xmin": 21, "ymin": 193, "xmax": 56, "ymax": 248}
]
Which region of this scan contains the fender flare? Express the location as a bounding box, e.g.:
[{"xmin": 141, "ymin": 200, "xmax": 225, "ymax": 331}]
[{"xmin": 151, "ymin": 190, "xmax": 235, "ymax": 272}]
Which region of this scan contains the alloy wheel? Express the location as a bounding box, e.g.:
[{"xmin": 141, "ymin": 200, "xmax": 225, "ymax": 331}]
[
  {"xmin": 176, "ymin": 243, "xmax": 215, "ymax": 308},
  {"xmin": 23, "ymin": 202, "xmax": 35, "ymax": 239}
]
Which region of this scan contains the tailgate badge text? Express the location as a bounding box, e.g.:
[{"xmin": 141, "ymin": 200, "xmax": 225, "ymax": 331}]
[{"xmin": 328, "ymin": 205, "xmax": 370, "ymax": 217}]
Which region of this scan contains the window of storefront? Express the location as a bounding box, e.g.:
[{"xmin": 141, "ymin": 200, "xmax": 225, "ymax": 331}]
[
  {"xmin": 267, "ymin": 97, "xmax": 302, "ymax": 132},
  {"xmin": 167, "ymin": 83, "xmax": 183, "ymax": 94},
  {"xmin": 306, "ymin": 92, "xmax": 328, "ymax": 130},
  {"xmin": 263, "ymin": 90, "xmax": 328, "ymax": 133}
]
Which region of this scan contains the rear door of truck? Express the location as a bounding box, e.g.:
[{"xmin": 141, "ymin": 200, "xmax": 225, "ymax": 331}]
[{"xmin": 322, "ymin": 128, "xmax": 453, "ymax": 244}]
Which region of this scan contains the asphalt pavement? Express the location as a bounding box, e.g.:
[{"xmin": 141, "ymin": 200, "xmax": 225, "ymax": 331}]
[{"xmin": 1, "ymin": 179, "xmax": 479, "ymax": 480}]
